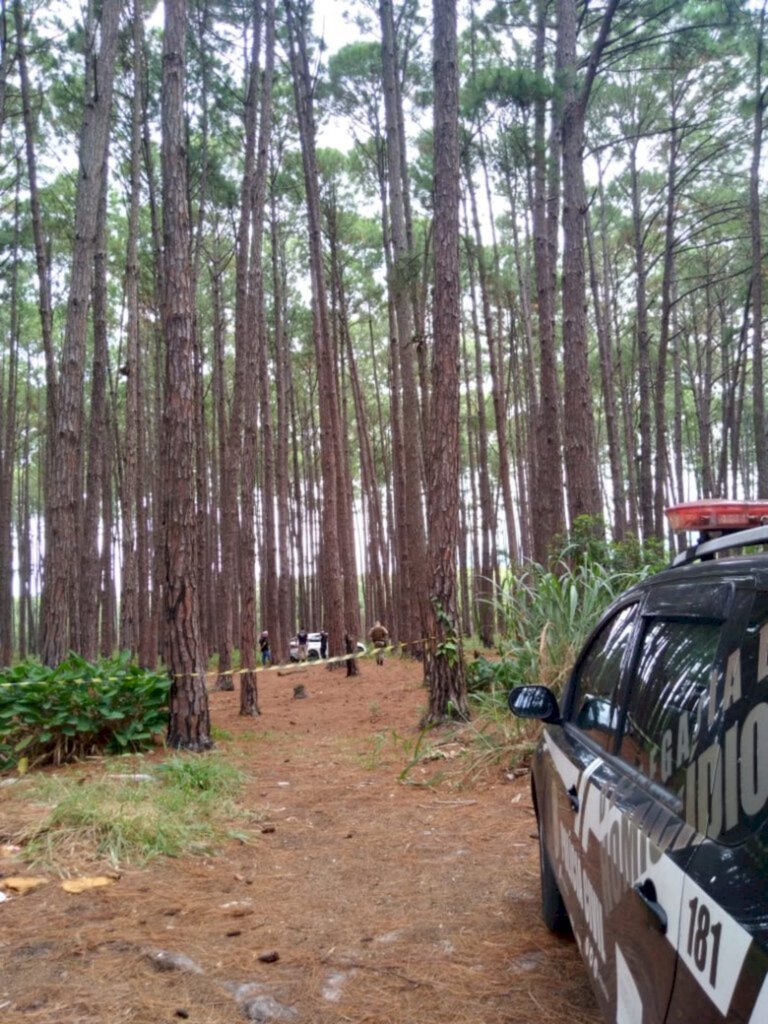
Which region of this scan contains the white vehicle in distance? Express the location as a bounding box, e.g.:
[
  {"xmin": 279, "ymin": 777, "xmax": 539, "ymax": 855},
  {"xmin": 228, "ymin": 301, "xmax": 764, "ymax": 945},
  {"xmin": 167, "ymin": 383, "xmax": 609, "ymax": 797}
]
[{"xmin": 288, "ymin": 632, "xmax": 366, "ymax": 662}]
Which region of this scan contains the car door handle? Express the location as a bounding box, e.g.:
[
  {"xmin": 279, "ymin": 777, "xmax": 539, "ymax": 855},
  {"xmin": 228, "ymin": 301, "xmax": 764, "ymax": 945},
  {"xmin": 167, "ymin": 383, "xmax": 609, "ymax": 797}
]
[
  {"xmin": 567, "ymin": 785, "xmax": 579, "ymax": 812},
  {"xmin": 633, "ymin": 878, "xmax": 668, "ymax": 935}
]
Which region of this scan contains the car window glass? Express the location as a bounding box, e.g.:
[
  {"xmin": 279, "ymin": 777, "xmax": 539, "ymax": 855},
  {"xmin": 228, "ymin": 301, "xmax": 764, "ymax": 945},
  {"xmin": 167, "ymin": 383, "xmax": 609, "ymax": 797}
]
[
  {"xmin": 569, "ymin": 604, "xmax": 638, "ymax": 751},
  {"xmin": 618, "ymin": 618, "xmax": 722, "ymax": 797}
]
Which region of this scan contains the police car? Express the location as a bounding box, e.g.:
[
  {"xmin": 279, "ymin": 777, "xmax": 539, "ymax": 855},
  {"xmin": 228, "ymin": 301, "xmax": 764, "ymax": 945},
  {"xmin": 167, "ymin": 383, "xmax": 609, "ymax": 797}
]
[{"xmin": 508, "ymin": 501, "xmax": 768, "ymax": 1024}]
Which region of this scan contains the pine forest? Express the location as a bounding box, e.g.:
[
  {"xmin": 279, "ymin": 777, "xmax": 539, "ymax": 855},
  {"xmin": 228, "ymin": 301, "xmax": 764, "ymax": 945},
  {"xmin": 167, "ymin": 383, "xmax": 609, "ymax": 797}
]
[{"xmin": 0, "ymin": 0, "xmax": 766, "ymax": 744}]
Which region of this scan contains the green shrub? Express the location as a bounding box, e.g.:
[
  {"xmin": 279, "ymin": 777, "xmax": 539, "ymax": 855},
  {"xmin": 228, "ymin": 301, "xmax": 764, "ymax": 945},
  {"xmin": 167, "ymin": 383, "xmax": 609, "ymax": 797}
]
[
  {"xmin": 0, "ymin": 653, "xmax": 170, "ymax": 772},
  {"xmin": 465, "ymin": 656, "xmax": 518, "ymax": 694},
  {"xmin": 552, "ymin": 515, "xmax": 666, "ymax": 575}
]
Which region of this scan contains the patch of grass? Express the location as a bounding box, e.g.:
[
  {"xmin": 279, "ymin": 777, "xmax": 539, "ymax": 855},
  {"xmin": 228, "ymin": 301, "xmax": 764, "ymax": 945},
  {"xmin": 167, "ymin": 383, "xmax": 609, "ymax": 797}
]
[
  {"xmin": 359, "ymin": 730, "xmax": 388, "ymax": 770},
  {"xmin": 17, "ymin": 754, "xmax": 250, "ymax": 869},
  {"xmin": 357, "ymin": 727, "xmax": 432, "ymax": 774},
  {"xmin": 393, "ymin": 689, "xmax": 540, "ymax": 788}
]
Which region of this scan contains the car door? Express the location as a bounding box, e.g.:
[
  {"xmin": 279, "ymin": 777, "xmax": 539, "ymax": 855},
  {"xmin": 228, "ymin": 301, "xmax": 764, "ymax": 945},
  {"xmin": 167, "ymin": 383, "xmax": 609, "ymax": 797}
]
[
  {"xmin": 601, "ymin": 580, "xmax": 734, "ymax": 1024},
  {"xmin": 665, "ymin": 586, "xmax": 768, "ymax": 1024},
  {"xmin": 534, "ymin": 601, "xmax": 640, "ymax": 1016}
]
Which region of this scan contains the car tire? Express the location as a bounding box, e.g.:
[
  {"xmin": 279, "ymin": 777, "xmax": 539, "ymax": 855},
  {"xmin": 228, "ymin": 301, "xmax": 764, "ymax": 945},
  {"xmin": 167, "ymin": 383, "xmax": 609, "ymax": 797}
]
[
  {"xmin": 538, "ymin": 818, "xmax": 571, "ymax": 935},
  {"xmin": 308, "ymin": 650, "xmax": 319, "ymax": 660}
]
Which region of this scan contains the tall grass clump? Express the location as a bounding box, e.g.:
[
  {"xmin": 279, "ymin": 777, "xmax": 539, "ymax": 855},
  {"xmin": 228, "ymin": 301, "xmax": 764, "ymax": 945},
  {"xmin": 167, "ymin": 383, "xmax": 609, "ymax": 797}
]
[
  {"xmin": 494, "ymin": 558, "xmax": 628, "ymax": 694},
  {"xmin": 469, "ymin": 520, "xmax": 664, "ymax": 714}
]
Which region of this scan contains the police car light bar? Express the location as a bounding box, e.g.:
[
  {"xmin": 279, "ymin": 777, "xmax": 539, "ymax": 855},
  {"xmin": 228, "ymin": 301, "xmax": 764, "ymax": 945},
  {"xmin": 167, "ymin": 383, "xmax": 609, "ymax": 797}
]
[{"xmin": 665, "ymin": 500, "xmax": 768, "ymax": 533}]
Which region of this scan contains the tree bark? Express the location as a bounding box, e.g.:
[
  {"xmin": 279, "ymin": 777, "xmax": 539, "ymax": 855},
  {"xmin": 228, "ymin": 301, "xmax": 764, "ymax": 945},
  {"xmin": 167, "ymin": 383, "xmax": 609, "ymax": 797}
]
[
  {"xmin": 240, "ymin": 0, "xmax": 275, "ymax": 716},
  {"xmin": 119, "ymin": 0, "xmax": 144, "ymax": 658},
  {"xmin": 558, "ymin": 0, "xmax": 616, "ymax": 528},
  {"xmin": 629, "ymin": 132, "xmax": 654, "ymax": 538},
  {"xmin": 379, "ymin": 0, "xmax": 427, "ymax": 650},
  {"xmin": 0, "ymin": 178, "xmax": 19, "ymax": 666},
  {"xmin": 216, "ymin": 5, "xmax": 263, "ymax": 692},
  {"xmin": 161, "ymin": 0, "xmax": 211, "ymax": 749},
  {"xmin": 751, "ymin": 3, "xmax": 768, "ymax": 494},
  {"xmin": 80, "ymin": 159, "xmax": 110, "ymax": 661},
  {"xmin": 285, "ymin": 0, "xmax": 345, "ymax": 658},
  {"xmin": 423, "ymin": 0, "xmax": 467, "ymax": 725},
  {"xmin": 40, "ymin": 0, "xmax": 122, "ymax": 665},
  {"xmin": 531, "ymin": 0, "xmax": 565, "ymax": 562}
]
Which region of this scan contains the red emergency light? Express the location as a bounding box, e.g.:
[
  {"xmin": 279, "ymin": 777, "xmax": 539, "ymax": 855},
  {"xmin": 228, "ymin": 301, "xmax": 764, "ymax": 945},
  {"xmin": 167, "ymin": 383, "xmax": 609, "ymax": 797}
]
[{"xmin": 665, "ymin": 500, "xmax": 768, "ymax": 533}]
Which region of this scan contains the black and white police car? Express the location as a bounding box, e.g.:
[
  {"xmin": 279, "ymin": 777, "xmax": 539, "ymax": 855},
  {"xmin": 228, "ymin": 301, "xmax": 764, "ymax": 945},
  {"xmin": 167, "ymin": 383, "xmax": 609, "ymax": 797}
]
[{"xmin": 508, "ymin": 501, "xmax": 768, "ymax": 1024}]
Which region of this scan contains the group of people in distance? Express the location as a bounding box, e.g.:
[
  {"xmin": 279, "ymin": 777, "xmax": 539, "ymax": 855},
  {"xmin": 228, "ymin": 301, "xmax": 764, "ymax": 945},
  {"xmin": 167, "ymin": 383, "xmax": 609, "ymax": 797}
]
[{"xmin": 256, "ymin": 621, "xmax": 391, "ymax": 668}]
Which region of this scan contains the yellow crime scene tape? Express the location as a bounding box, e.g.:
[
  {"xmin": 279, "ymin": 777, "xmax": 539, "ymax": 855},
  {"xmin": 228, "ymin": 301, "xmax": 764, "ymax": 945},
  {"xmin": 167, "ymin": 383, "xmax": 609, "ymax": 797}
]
[
  {"xmin": 193, "ymin": 635, "xmax": 431, "ymax": 681},
  {"xmin": 0, "ymin": 637, "xmax": 432, "ymax": 686}
]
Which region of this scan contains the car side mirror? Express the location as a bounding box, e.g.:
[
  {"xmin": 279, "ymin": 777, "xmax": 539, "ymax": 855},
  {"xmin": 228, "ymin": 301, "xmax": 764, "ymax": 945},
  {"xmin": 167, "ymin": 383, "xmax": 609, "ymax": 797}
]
[{"xmin": 508, "ymin": 685, "xmax": 561, "ymax": 724}]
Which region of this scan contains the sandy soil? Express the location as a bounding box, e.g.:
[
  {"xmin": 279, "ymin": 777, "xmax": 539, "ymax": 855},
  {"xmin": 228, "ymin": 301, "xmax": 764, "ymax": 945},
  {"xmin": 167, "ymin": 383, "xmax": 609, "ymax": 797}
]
[{"xmin": 0, "ymin": 655, "xmax": 601, "ymax": 1024}]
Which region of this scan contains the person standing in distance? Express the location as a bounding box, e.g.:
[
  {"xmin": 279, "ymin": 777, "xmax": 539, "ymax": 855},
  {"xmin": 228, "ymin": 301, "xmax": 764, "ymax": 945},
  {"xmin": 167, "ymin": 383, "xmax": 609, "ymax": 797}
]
[
  {"xmin": 259, "ymin": 630, "xmax": 271, "ymax": 666},
  {"xmin": 368, "ymin": 621, "xmax": 389, "ymax": 666},
  {"xmin": 297, "ymin": 626, "xmax": 309, "ymax": 662}
]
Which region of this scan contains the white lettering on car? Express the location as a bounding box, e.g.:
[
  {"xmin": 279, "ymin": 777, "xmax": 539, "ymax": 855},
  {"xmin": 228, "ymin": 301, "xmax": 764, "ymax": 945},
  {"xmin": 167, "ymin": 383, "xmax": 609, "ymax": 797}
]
[
  {"xmin": 686, "ymin": 700, "xmax": 768, "ymax": 837},
  {"xmin": 559, "ymin": 821, "xmax": 606, "ymax": 961}
]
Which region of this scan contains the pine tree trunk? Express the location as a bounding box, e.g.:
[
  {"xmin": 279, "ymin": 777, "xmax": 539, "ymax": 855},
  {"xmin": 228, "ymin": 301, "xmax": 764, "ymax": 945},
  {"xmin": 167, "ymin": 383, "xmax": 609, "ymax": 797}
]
[
  {"xmin": 119, "ymin": 0, "xmax": 144, "ymax": 658},
  {"xmin": 531, "ymin": 0, "xmax": 565, "ymax": 562},
  {"xmin": 17, "ymin": 391, "xmax": 33, "ymax": 659},
  {"xmin": 285, "ymin": 0, "xmax": 345, "ymax": 657},
  {"xmin": 40, "ymin": 0, "xmax": 121, "ymax": 665},
  {"xmin": 752, "ymin": 6, "xmax": 768, "ymax": 494},
  {"xmin": 0, "ymin": 191, "xmax": 19, "ymax": 666},
  {"xmin": 654, "ymin": 105, "xmax": 681, "ymax": 535},
  {"xmin": 379, "ymin": 0, "xmax": 427, "ymax": 650},
  {"xmin": 240, "ymin": 0, "xmax": 275, "ymax": 712},
  {"xmin": 629, "ymin": 136, "xmax": 654, "ymax": 538},
  {"xmin": 100, "ymin": 432, "xmax": 117, "ymax": 658},
  {"xmin": 559, "ymin": 0, "xmax": 607, "ymax": 528},
  {"xmin": 272, "ymin": 206, "xmax": 293, "ymax": 662},
  {"xmin": 80, "ymin": 164, "xmax": 110, "ymax": 661},
  {"xmin": 461, "ymin": 212, "xmax": 493, "ymax": 648},
  {"xmin": 423, "ymin": 0, "xmax": 467, "ymax": 725},
  {"xmin": 161, "ymin": 0, "xmax": 211, "ymax": 750},
  {"xmin": 586, "ymin": 198, "xmax": 625, "ymax": 541}
]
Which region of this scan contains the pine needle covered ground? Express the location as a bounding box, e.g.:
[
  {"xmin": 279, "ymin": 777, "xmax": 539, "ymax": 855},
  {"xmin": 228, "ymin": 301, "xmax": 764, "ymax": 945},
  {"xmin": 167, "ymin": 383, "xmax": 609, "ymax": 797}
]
[{"xmin": 0, "ymin": 656, "xmax": 598, "ymax": 1024}]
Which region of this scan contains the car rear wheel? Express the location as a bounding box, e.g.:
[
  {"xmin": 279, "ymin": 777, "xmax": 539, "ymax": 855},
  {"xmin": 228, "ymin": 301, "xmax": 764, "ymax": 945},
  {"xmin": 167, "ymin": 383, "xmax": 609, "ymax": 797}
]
[{"xmin": 537, "ymin": 818, "xmax": 571, "ymax": 935}]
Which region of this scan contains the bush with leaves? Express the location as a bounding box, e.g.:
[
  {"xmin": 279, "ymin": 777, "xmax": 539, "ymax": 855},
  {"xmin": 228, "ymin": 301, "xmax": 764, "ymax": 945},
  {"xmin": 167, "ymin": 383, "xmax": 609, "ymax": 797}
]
[
  {"xmin": 465, "ymin": 655, "xmax": 518, "ymax": 694},
  {"xmin": 0, "ymin": 653, "xmax": 170, "ymax": 772},
  {"xmin": 552, "ymin": 515, "xmax": 666, "ymax": 575}
]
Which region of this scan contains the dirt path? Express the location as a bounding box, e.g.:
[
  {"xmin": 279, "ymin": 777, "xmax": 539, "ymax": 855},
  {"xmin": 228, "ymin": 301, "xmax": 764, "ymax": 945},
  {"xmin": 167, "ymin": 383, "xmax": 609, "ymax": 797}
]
[{"xmin": 0, "ymin": 657, "xmax": 601, "ymax": 1024}]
